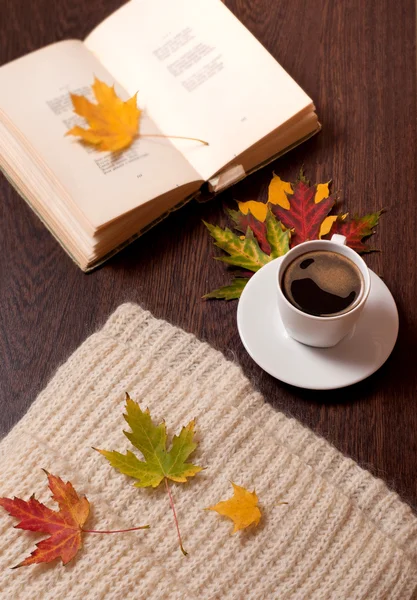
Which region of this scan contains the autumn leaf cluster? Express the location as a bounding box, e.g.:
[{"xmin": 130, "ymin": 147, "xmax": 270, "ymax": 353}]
[{"xmin": 204, "ymin": 171, "xmax": 383, "ymax": 300}]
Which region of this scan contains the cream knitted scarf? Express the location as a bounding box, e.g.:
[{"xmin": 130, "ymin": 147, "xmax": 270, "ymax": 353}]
[{"xmin": 0, "ymin": 303, "xmax": 416, "ymax": 600}]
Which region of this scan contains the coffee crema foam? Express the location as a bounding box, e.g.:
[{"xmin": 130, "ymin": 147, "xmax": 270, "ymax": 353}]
[{"xmin": 282, "ymin": 250, "xmax": 364, "ymax": 317}]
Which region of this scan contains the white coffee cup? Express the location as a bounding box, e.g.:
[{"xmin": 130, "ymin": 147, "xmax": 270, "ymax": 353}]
[{"xmin": 277, "ymin": 234, "xmax": 371, "ymax": 348}]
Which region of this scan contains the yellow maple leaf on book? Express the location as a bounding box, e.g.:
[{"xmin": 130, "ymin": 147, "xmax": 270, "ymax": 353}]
[
  {"xmin": 67, "ymin": 78, "xmax": 141, "ymax": 152},
  {"xmin": 66, "ymin": 78, "xmax": 208, "ymax": 153}
]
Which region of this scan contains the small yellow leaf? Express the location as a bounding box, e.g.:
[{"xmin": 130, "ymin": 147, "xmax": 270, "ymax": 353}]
[
  {"xmin": 319, "ymin": 213, "xmax": 348, "ymax": 238},
  {"xmin": 237, "ymin": 201, "xmax": 268, "ymax": 222},
  {"xmin": 268, "ymin": 174, "xmax": 293, "ymax": 209},
  {"xmin": 319, "ymin": 215, "xmax": 337, "ymax": 238},
  {"xmin": 66, "ymin": 78, "xmax": 141, "ymax": 152},
  {"xmin": 207, "ymin": 482, "xmax": 261, "ymax": 534},
  {"xmin": 314, "ymin": 182, "xmax": 331, "ymax": 203}
]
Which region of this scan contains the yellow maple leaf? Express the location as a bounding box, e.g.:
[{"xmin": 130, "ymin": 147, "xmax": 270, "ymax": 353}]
[
  {"xmin": 207, "ymin": 482, "xmax": 261, "ymax": 533},
  {"xmin": 314, "ymin": 181, "xmax": 331, "ymax": 204},
  {"xmin": 319, "ymin": 215, "xmax": 337, "ymax": 238},
  {"xmin": 267, "ymin": 174, "xmax": 293, "ymax": 209},
  {"xmin": 237, "ymin": 200, "xmax": 268, "ymax": 222},
  {"xmin": 66, "ymin": 78, "xmax": 141, "ymax": 152}
]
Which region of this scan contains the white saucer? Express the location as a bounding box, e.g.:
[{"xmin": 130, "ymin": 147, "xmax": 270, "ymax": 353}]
[{"xmin": 237, "ymin": 257, "xmax": 399, "ymax": 390}]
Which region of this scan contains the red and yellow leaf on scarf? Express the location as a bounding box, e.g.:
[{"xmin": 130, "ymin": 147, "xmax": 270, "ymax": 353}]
[
  {"xmin": 0, "ymin": 472, "xmax": 90, "ymax": 567},
  {"xmin": 0, "ymin": 471, "xmax": 148, "ymax": 568}
]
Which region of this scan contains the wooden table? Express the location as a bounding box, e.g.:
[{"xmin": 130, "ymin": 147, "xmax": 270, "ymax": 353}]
[{"xmin": 1, "ymin": 0, "xmax": 416, "ymax": 506}]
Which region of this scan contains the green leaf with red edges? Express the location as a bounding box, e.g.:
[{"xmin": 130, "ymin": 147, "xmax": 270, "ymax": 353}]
[
  {"xmin": 324, "ymin": 211, "xmax": 383, "ymax": 252},
  {"xmin": 203, "ymin": 221, "xmax": 271, "ymax": 272},
  {"xmin": 270, "ymin": 179, "xmax": 335, "ymax": 246},
  {"xmin": 265, "ymin": 208, "xmax": 290, "ymax": 258},
  {"xmin": 227, "ymin": 208, "xmax": 271, "ymax": 254}
]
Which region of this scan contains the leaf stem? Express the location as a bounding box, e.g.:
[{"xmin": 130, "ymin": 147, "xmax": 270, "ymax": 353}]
[
  {"xmin": 140, "ymin": 134, "xmax": 209, "ymax": 146},
  {"xmin": 82, "ymin": 525, "xmax": 150, "ymax": 534},
  {"xmin": 164, "ymin": 477, "xmax": 187, "ymax": 556}
]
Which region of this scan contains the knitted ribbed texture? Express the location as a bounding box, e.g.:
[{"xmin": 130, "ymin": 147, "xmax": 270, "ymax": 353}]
[{"xmin": 0, "ymin": 303, "xmax": 416, "ymax": 600}]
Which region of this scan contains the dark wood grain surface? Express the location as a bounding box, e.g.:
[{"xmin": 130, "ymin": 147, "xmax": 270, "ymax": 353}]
[{"xmin": 1, "ymin": 0, "xmax": 416, "ymax": 506}]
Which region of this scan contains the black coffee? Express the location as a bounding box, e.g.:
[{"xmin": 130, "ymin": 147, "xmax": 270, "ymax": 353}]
[{"xmin": 282, "ymin": 250, "xmax": 363, "ymax": 317}]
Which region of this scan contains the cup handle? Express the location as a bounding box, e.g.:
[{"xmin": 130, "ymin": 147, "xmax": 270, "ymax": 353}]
[{"xmin": 331, "ymin": 234, "xmax": 347, "ymax": 245}]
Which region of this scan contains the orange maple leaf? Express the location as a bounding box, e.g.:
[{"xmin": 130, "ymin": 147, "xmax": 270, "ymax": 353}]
[
  {"xmin": 66, "ymin": 78, "xmax": 208, "ymax": 152},
  {"xmin": 66, "ymin": 78, "xmax": 140, "ymax": 152},
  {"xmin": 207, "ymin": 482, "xmax": 262, "ymax": 533},
  {"xmin": 0, "ymin": 471, "xmax": 89, "ymax": 567}
]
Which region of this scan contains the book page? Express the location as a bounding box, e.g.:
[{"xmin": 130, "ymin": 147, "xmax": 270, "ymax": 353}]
[
  {"xmin": 0, "ymin": 41, "xmax": 201, "ymax": 230},
  {"xmin": 85, "ymin": 0, "xmax": 313, "ymax": 182}
]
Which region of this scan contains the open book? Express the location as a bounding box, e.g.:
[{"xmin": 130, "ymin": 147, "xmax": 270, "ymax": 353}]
[{"xmin": 0, "ymin": 0, "xmax": 320, "ymax": 271}]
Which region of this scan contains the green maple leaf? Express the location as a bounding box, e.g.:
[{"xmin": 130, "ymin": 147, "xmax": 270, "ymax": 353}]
[
  {"xmin": 97, "ymin": 393, "xmax": 202, "ymax": 488},
  {"xmin": 95, "ymin": 393, "xmax": 202, "ymax": 554}
]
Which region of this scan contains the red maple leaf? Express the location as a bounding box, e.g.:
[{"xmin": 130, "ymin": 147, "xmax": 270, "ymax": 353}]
[
  {"xmin": 270, "ymin": 180, "xmax": 335, "ymax": 246},
  {"xmin": 0, "ymin": 471, "xmax": 149, "ymax": 569},
  {"xmin": 0, "ymin": 469, "xmax": 149, "ymax": 569},
  {"xmin": 0, "ymin": 471, "xmax": 90, "ymax": 567},
  {"xmin": 227, "ymin": 209, "xmax": 271, "ymax": 254},
  {"xmin": 0, "ymin": 471, "xmax": 149, "ymax": 568},
  {"xmin": 324, "ymin": 212, "xmax": 383, "ymax": 252}
]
